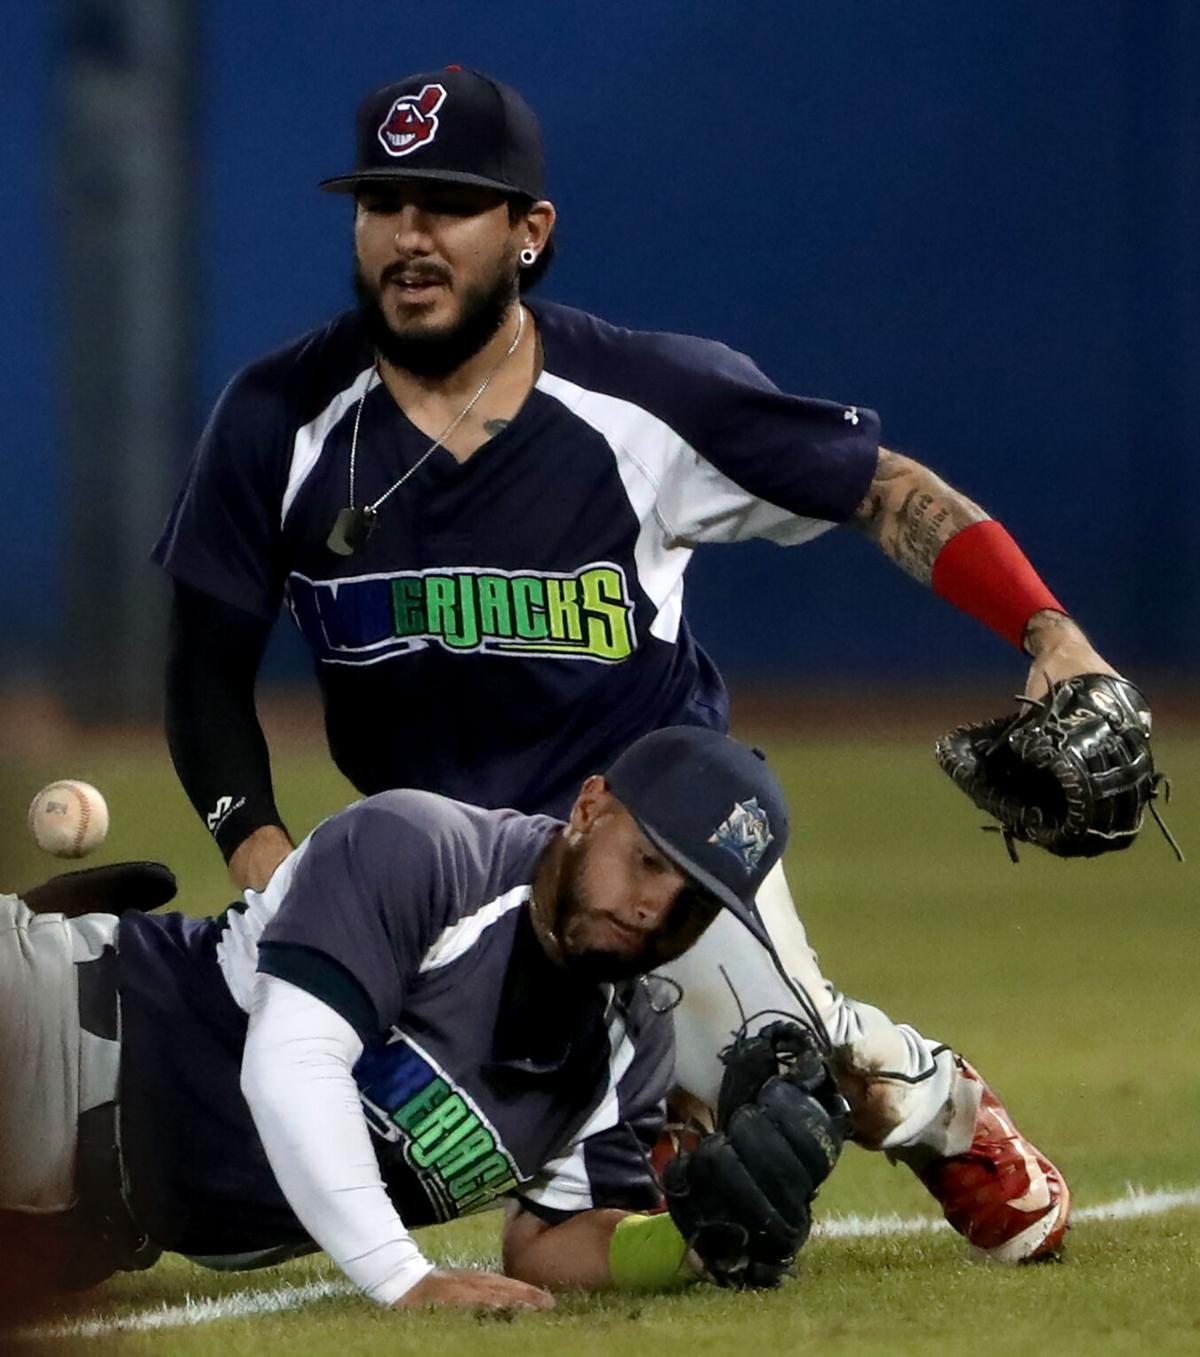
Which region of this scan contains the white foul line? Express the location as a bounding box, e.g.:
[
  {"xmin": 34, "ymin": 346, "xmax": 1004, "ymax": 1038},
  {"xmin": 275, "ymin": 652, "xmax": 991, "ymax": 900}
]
[
  {"xmin": 811, "ymin": 1184, "xmax": 1200, "ymax": 1240},
  {"xmin": 22, "ymin": 1277, "xmax": 356, "ymax": 1340},
  {"xmin": 21, "ymin": 1185, "xmax": 1200, "ymax": 1340}
]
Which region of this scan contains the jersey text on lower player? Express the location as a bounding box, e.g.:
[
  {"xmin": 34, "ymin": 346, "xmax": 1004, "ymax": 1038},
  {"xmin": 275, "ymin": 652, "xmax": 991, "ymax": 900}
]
[{"xmin": 357, "ymin": 1033, "xmax": 520, "ymax": 1220}]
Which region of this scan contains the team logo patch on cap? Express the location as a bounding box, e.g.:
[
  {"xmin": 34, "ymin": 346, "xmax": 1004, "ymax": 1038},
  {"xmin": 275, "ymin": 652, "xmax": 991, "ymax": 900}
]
[
  {"xmin": 708, "ymin": 797, "xmax": 773, "ymax": 873},
  {"xmin": 377, "ymin": 83, "xmax": 447, "ymax": 158}
]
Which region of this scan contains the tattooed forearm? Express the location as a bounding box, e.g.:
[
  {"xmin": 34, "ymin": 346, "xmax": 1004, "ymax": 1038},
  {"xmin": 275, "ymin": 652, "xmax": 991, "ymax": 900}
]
[
  {"xmin": 851, "ymin": 448, "xmax": 907, "ymax": 543},
  {"xmin": 894, "ymin": 489, "xmax": 956, "ymax": 580},
  {"xmin": 850, "ymin": 448, "xmax": 987, "ymax": 585}
]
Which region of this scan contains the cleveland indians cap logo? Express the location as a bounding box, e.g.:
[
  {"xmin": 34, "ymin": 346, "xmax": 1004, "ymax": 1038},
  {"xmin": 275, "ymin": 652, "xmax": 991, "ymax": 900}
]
[
  {"xmin": 377, "ymin": 83, "xmax": 447, "ymax": 158},
  {"xmin": 708, "ymin": 797, "xmax": 774, "ymax": 874}
]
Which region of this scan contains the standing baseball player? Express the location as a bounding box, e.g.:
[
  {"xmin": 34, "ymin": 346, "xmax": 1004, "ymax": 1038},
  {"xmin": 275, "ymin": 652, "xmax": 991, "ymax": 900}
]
[
  {"xmin": 2, "ymin": 730, "xmax": 843, "ymax": 1308},
  {"xmin": 154, "ymin": 67, "xmax": 1132, "ymax": 1265}
]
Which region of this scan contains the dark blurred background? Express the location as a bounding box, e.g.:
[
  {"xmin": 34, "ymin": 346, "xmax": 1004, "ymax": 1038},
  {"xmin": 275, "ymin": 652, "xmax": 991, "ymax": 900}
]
[{"xmin": 2, "ymin": 0, "xmax": 1197, "ymax": 721}]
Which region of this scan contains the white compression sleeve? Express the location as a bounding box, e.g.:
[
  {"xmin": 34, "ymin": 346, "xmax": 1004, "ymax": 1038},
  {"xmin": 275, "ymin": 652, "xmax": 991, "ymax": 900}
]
[{"xmin": 240, "ymin": 973, "xmax": 435, "ymax": 1304}]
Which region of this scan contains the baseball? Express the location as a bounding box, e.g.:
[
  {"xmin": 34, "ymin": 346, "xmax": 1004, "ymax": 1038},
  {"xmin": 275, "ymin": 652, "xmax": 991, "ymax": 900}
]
[{"xmin": 28, "ymin": 780, "xmax": 110, "ymax": 858}]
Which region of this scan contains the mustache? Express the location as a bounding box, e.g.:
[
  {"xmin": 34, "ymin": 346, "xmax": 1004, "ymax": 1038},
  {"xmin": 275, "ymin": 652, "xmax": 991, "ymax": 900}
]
[
  {"xmin": 595, "ymin": 912, "xmax": 651, "ymax": 946},
  {"xmin": 380, "ymin": 258, "xmax": 453, "ymax": 289}
]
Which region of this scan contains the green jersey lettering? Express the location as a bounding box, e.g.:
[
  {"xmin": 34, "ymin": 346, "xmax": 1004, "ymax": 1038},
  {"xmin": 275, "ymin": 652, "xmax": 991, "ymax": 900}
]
[
  {"xmin": 360, "ymin": 1038, "xmax": 524, "ymax": 1226},
  {"xmin": 511, "ymin": 576, "xmax": 549, "ymax": 641},
  {"xmin": 581, "ymin": 566, "xmax": 636, "ymax": 661},
  {"xmin": 391, "ymin": 1076, "xmax": 450, "ymax": 1133},
  {"xmin": 448, "ymin": 1152, "xmax": 517, "ymax": 1205},
  {"xmin": 433, "ymin": 1126, "xmax": 495, "ymax": 1179},
  {"xmin": 545, "ymin": 576, "xmax": 584, "ymax": 642},
  {"xmin": 437, "ymin": 574, "xmax": 479, "ymax": 650},
  {"xmin": 476, "ymin": 574, "xmax": 513, "ymax": 636},
  {"xmin": 424, "ymin": 575, "xmax": 458, "ymax": 640},
  {"xmin": 378, "ymin": 563, "xmax": 636, "ymax": 661},
  {"xmin": 392, "ymin": 576, "xmax": 427, "ymax": 638},
  {"xmin": 410, "ymin": 1093, "xmax": 470, "ymax": 1164},
  {"xmin": 421, "ymin": 1111, "xmax": 484, "ymax": 1168}
]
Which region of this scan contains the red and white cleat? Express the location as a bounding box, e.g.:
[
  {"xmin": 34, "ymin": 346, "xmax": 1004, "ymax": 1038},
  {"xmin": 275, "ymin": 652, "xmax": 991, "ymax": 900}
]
[{"xmin": 915, "ymin": 1060, "xmax": 1071, "ymax": 1262}]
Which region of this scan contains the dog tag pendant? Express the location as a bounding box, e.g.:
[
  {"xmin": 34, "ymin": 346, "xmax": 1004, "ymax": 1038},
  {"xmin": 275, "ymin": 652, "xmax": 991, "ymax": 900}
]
[{"xmin": 326, "ymin": 506, "xmax": 377, "ymax": 557}]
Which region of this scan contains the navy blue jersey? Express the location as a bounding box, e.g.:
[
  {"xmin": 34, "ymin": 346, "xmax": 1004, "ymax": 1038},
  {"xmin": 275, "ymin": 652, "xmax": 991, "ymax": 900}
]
[
  {"xmin": 116, "ymin": 908, "xmax": 302, "ymax": 1254},
  {"xmin": 116, "ymin": 793, "xmax": 671, "ymax": 1254},
  {"xmin": 155, "ymin": 301, "xmax": 879, "ymax": 816}
]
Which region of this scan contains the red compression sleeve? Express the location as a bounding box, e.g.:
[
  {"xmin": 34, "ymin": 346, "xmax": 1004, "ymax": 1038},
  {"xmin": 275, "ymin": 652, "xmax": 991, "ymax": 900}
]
[{"xmin": 930, "ymin": 520, "xmax": 1064, "ymax": 652}]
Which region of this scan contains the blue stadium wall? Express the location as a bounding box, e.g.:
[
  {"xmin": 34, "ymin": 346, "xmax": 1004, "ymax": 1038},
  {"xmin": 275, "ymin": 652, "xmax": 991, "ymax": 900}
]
[{"xmin": 4, "ymin": 0, "xmax": 1197, "ymax": 683}]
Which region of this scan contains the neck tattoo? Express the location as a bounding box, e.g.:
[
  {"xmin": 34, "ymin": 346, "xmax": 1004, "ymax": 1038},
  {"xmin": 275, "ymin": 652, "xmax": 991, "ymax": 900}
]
[{"xmin": 326, "ymin": 305, "xmax": 527, "ymax": 557}]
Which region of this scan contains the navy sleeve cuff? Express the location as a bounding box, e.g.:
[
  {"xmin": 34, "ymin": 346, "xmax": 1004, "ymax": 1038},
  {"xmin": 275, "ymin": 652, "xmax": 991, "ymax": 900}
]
[{"xmin": 257, "ymin": 941, "xmax": 380, "ymax": 1041}]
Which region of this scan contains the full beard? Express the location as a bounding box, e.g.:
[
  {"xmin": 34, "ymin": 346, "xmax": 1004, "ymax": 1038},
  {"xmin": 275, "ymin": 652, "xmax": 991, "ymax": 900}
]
[
  {"xmin": 353, "ymin": 252, "xmax": 519, "ymax": 378},
  {"xmin": 551, "ymin": 849, "xmax": 661, "ymax": 984},
  {"xmin": 557, "ymin": 943, "xmax": 656, "ymax": 985}
]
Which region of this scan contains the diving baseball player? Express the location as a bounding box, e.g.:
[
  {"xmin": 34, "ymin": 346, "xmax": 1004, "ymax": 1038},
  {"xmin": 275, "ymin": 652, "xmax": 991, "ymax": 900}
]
[
  {"xmin": 154, "ymin": 67, "xmax": 1118, "ymax": 1264},
  {"xmin": 1, "ymin": 730, "xmax": 844, "ymax": 1308}
]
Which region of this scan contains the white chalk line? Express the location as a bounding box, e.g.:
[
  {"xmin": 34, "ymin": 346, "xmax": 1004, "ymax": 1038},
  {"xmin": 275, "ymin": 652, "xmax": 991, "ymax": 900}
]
[
  {"xmin": 21, "ymin": 1185, "xmax": 1200, "ymax": 1341},
  {"xmin": 811, "ymin": 1183, "xmax": 1200, "ymax": 1240},
  {"xmin": 23, "ymin": 1277, "xmax": 356, "ymax": 1340}
]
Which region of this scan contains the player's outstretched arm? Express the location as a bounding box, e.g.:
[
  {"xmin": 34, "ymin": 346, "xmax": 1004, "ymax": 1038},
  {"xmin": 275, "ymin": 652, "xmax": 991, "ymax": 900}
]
[
  {"xmin": 849, "ymin": 447, "xmax": 1119, "ymax": 695},
  {"xmin": 849, "ymin": 447, "xmax": 988, "ymax": 583},
  {"xmin": 243, "ymin": 974, "xmax": 552, "ymax": 1310},
  {"xmin": 502, "ymin": 1204, "xmax": 695, "ymax": 1292},
  {"xmin": 502, "ymin": 1023, "xmax": 846, "ymax": 1293}
]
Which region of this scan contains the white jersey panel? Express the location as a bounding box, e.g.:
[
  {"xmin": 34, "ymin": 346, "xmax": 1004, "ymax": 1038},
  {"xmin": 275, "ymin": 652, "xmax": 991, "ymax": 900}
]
[
  {"xmin": 536, "ymin": 370, "xmax": 840, "ymax": 645},
  {"xmin": 216, "ymin": 835, "xmax": 313, "ymax": 1011},
  {"xmin": 418, "ymin": 884, "xmax": 530, "ymax": 973},
  {"xmin": 536, "ymin": 370, "xmax": 692, "ymax": 644},
  {"xmin": 659, "ymin": 448, "xmax": 841, "ymax": 549},
  {"xmin": 281, "ymin": 365, "xmax": 379, "ymax": 528},
  {"xmin": 217, "ymin": 836, "xmax": 538, "ymax": 1008},
  {"xmin": 518, "ymin": 1000, "xmax": 636, "ymax": 1213}
]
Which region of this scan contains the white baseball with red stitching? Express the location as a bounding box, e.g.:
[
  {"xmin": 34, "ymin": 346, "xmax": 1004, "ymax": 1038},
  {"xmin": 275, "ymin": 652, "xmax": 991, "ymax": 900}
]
[{"xmin": 28, "ymin": 780, "xmax": 110, "ymax": 858}]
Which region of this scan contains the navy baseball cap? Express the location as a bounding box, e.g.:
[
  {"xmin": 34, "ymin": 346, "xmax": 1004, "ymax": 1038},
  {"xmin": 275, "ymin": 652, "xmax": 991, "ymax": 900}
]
[
  {"xmin": 320, "ymin": 67, "xmax": 546, "ymax": 199},
  {"xmin": 605, "ymin": 727, "xmax": 789, "ymax": 948}
]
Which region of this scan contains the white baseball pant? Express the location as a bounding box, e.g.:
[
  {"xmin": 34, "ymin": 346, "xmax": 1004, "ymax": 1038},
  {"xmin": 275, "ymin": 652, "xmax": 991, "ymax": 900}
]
[
  {"xmin": 661, "ymin": 862, "xmax": 981, "ymax": 1157},
  {"xmin": 0, "ymin": 895, "xmax": 119, "ymax": 1213}
]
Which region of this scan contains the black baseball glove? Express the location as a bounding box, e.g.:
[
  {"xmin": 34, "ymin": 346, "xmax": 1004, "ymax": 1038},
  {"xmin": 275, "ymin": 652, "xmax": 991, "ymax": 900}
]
[
  {"xmin": 661, "ymin": 1021, "xmax": 848, "ymax": 1289},
  {"xmin": 22, "ymin": 862, "xmax": 178, "ymax": 917},
  {"xmin": 935, "ymin": 673, "xmax": 1177, "ymax": 861}
]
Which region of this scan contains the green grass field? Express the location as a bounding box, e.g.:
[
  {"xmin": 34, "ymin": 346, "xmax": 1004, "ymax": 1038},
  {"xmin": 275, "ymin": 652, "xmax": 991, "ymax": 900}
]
[{"xmin": 4, "ymin": 723, "xmax": 1199, "ymax": 1355}]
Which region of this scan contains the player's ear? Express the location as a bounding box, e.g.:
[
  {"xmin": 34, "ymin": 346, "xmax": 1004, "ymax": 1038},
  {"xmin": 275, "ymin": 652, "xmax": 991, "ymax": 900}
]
[
  {"xmin": 522, "ymin": 200, "xmax": 555, "ymax": 251},
  {"xmin": 567, "ymin": 774, "xmax": 609, "ymax": 835}
]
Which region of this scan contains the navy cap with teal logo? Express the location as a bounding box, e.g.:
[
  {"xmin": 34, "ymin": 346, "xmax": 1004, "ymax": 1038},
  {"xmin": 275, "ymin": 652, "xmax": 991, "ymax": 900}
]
[
  {"xmin": 604, "ymin": 727, "xmax": 789, "ymax": 948},
  {"xmin": 320, "ymin": 67, "xmax": 546, "ymax": 199}
]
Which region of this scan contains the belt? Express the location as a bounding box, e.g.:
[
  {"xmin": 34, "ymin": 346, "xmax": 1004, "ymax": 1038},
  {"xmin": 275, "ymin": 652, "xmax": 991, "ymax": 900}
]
[{"xmin": 74, "ymin": 940, "xmax": 161, "ymax": 1275}]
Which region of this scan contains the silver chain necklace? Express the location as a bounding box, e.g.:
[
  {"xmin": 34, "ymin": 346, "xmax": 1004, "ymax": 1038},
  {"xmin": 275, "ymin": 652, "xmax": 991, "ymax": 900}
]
[{"xmin": 326, "ymin": 305, "xmax": 527, "ymax": 557}]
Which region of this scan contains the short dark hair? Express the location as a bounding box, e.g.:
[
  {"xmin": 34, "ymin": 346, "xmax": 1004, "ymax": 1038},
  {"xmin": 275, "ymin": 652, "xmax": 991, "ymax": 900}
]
[{"xmin": 508, "ymin": 195, "xmax": 556, "ymax": 294}]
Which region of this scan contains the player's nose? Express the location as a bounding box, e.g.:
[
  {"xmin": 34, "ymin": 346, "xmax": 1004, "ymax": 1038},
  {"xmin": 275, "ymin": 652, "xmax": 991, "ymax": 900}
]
[
  {"xmin": 633, "ymin": 881, "xmax": 679, "ymax": 927},
  {"xmin": 390, "ymin": 203, "xmax": 436, "ymax": 250}
]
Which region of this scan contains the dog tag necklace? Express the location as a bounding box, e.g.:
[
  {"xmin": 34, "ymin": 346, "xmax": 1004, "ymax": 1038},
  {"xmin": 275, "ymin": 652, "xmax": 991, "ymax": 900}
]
[{"xmin": 327, "ymin": 305, "xmax": 526, "ymax": 557}]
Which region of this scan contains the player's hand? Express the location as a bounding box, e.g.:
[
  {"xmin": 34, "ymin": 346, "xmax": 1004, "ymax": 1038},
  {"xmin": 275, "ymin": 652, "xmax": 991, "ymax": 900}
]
[
  {"xmin": 1022, "ymin": 610, "xmax": 1119, "ymax": 699},
  {"xmin": 394, "ymin": 1267, "xmax": 555, "ymax": 1311}
]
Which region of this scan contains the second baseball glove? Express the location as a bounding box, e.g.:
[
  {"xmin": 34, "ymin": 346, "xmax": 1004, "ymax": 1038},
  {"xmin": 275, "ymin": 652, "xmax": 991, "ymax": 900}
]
[
  {"xmin": 935, "ymin": 673, "xmax": 1178, "ymax": 860},
  {"xmin": 661, "ymin": 1021, "xmax": 847, "ymax": 1289}
]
